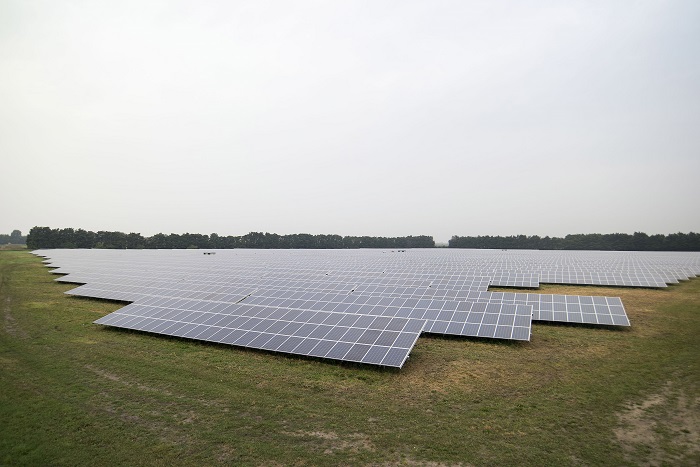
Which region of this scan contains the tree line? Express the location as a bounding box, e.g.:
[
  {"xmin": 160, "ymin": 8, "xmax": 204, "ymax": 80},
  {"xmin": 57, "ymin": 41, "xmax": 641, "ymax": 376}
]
[
  {"xmin": 448, "ymin": 232, "xmax": 700, "ymax": 251},
  {"xmin": 26, "ymin": 227, "xmax": 435, "ymax": 250},
  {"xmin": 0, "ymin": 230, "xmax": 27, "ymax": 245},
  {"xmin": 23, "ymin": 227, "xmax": 700, "ymax": 251}
]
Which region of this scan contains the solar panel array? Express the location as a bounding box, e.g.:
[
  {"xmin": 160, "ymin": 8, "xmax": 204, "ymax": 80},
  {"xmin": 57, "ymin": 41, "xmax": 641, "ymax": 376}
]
[
  {"xmin": 459, "ymin": 291, "xmax": 630, "ymax": 326},
  {"xmin": 33, "ymin": 248, "xmax": 700, "ymax": 367},
  {"xmin": 95, "ymin": 300, "xmax": 425, "ymax": 367}
]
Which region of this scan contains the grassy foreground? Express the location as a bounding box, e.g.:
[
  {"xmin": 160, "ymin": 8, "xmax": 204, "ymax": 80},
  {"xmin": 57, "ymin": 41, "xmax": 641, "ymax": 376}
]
[{"xmin": 1, "ymin": 250, "xmax": 698, "ymax": 466}]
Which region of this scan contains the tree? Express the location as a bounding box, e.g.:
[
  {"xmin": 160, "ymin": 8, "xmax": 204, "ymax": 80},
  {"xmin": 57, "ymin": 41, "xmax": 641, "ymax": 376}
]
[
  {"xmin": 126, "ymin": 233, "xmax": 145, "ymax": 249},
  {"xmin": 10, "ymin": 230, "xmax": 23, "ymax": 243}
]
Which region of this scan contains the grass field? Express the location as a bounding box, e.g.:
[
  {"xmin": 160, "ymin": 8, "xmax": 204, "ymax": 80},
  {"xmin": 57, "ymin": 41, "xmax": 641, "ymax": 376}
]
[
  {"xmin": 1, "ymin": 250, "xmax": 698, "ymax": 466},
  {"xmin": 0, "ymin": 244, "xmax": 27, "ymax": 251}
]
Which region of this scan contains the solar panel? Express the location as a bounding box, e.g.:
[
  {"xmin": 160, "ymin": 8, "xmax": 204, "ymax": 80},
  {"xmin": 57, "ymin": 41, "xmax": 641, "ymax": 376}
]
[
  {"xmin": 94, "ymin": 299, "xmax": 425, "ymax": 368},
  {"xmin": 243, "ymin": 288, "xmax": 532, "ymax": 341},
  {"xmin": 466, "ymin": 292, "xmax": 631, "ymax": 326}
]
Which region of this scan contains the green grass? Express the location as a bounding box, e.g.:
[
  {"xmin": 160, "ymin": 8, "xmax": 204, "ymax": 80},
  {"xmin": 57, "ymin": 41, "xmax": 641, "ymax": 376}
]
[{"xmin": 1, "ymin": 250, "xmax": 698, "ymax": 466}]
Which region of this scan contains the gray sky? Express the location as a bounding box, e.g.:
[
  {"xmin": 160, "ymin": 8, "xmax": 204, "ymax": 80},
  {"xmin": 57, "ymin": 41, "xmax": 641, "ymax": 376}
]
[{"xmin": 1, "ymin": 0, "xmax": 698, "ymax": 243}]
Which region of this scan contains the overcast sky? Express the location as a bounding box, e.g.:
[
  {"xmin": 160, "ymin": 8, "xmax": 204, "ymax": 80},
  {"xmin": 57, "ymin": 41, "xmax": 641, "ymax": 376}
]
[{"xmin": 1, "ymin": 0, "xmax": 698, "ymax": 243}]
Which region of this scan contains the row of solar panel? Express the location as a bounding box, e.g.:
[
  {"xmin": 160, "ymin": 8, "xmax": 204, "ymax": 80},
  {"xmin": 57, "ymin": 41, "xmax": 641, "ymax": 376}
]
[
  {"xmin": 51, "ymin": 266, "xmax": 680, "ymax": 288},
  {"xmin": 66, "ymin": 276, "xmax": 628, "ymax": 323},
  {"xmin": 47, "ymin": 253, "xmax": 696, "ymax": 286},
  {"xmin": 96, "ymin": 303, "xmax": 424, "ymax": 367},
  {"xmin": 68, "ymin": 283, "xmax": 534, "ymax": 341}
]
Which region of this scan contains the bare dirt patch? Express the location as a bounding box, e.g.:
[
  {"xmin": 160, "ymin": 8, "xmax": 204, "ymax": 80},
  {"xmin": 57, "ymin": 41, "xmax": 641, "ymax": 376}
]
[
  {"xmin": 614, "ymin": 382, "xmax": 700, "ymax": 466},
  {"xmin": 215, "ymin": 443, "xmax": 237, "ymax": 463},
  {"xmin": 85, "ymin": 364, "xmax": 176, "ymax": 396},
  {"xmin": 284, "ymin": 430, "xmax": 376, "ymax": 454},
  {"xmin": 3, "ymin": 296, "xmax": 28, "ymax": 338},
  {"xmin": 370, "ymin": 459, "xmax": 467, "ymax": 467}
]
